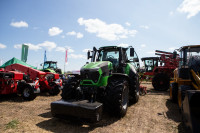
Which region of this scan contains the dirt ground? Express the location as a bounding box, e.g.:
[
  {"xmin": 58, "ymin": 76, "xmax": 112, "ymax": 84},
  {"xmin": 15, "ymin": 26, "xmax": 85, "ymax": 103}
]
[{"xmin": 0, "ymin": 82, "xmax": 187, "ymax": 133}]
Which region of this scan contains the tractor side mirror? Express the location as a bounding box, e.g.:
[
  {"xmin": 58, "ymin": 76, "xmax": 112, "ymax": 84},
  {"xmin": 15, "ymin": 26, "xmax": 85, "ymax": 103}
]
[
  {"xmin": 130, "ymin": 48, "xmax": 134, "ymax": 57},
  {"xmin": 87, "ymin": 51, "xmax": 92, "ymax": 60},
  {"xmin": 173, "ymin": 51, "xmax": 177, "ymax": 59}
]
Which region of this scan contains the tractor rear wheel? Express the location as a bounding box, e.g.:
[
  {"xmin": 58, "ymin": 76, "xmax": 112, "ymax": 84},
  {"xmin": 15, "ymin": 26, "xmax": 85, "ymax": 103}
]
[
  {"xmin": 152, "ymin": 73, "xmax": 170, "ymax": 91},
  {"xmin": 22, "ymin": 85, "xmax": 36, "ymax": 100},
  {"xmin": 105, "ymin": 78, "xmax": 129, "ymax": 117}
]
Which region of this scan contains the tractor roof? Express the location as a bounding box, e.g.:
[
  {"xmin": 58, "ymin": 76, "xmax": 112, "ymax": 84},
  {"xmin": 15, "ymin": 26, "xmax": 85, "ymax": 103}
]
[
  {"xmin": 141, "ymin": 57, "xmax": 159, "ymax": 61},
  {"xmin": 44, "ymin": 61, "xmax": 57, "ymax": 63},
  {"xmin": 179, "ymin": 45, "xmax": 200, "ymax": 51},
  {"xmin": 99, "ymin": 46, "xmax": 131, "ymax": 51}
]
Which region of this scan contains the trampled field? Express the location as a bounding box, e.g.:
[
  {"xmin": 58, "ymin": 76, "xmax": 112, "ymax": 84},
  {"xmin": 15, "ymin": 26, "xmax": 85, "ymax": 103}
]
[{"xmin": 0, "ymin": 82, "xmax": 187, "ymax": 133}]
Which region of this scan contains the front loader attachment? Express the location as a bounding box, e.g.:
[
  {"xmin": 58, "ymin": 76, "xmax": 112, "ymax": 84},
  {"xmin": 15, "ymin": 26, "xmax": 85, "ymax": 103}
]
[
  {"xmin": 51, "ymin": 99, "xmax": 103, "ymax": 122},
  {"xmin": 182, "ymin": 90, "xmax": 200, "ymax": 133}
]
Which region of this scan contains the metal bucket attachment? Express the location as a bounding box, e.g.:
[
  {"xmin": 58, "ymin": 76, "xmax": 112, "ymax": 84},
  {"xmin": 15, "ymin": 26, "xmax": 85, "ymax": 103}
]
[
  {"xmin": 182, "ymin": 90, "xmax": 200, "ymax": 133},
  {"xmin": 51, "ymin": 99, "xmax": 103, "ymax": 122}
]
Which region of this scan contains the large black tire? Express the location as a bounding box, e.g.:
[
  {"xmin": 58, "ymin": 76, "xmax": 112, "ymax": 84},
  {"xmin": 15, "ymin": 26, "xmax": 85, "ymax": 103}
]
[
  {"xmin": 152, "ymin": 73, "xmax": 170, "ymax": 91},
  {"xmin": 48, "ymin": 82, "xmax": 60, "ymax": 96},
  {"xmin": 105, "ymin": 78, "xmax": 129, "ymax": 117},
  {"xmin": 170, "ymin": 82, "xmax": 178, "ymax": 103},
  {"xmin": 129, "ymin": 75, "xmax": 139, "ymax": 104},
  {"xmin": 61, "ymin": 78, "xmax": 80, "ymax": 100},
  {"xmin": 22, "ymin": 85, "xmax": 37, "ymax": 101}
]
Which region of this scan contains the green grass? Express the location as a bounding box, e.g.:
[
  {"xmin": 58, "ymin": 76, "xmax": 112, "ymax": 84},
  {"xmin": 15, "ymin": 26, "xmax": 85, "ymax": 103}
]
[{"xmin": 6, "ymin": 119, "xmax": 19, "ymax": 129}]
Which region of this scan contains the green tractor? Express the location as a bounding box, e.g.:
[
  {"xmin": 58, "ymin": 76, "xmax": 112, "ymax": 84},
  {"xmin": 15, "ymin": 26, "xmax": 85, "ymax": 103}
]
[
  {"xmin": 41, "ymin": 61, "xmax": 62, "ymax": 74},
  {"xmin": 51, "ymin": 46, "xmax": 140, "ymax": 122}
]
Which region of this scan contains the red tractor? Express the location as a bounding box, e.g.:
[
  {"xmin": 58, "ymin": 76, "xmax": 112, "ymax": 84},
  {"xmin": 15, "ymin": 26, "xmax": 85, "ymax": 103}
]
[
  {"xmin": 141, "ymin": 50, "xmax": 179, "ymax": 91},
  {"xmin": 0, "ymin": 63, "xmax": 62, "ymax": 100}
]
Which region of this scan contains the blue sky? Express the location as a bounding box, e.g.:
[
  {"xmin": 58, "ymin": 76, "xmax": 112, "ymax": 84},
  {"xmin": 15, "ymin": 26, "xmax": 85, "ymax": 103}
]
[{"xmin": 0, "ymin": 0, "xmax": 200, "ymax": 71}]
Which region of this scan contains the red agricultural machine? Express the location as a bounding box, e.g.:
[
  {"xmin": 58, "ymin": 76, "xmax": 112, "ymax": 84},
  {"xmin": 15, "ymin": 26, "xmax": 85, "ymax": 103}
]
[
  {"xmin": 0, "ymin": 63, "xmax": 62, "ymax": 100},
  {"xmin": 141, "ymin": 50, "xmax": 179, "ymax": 91}
]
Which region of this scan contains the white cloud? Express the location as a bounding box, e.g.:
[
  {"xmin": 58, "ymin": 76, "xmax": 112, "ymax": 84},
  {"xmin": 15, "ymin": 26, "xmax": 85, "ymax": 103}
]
[
  {"xmin": 67, "ymin": 31, "xmax": 76, "ymax": 36},
  {"xmin": 38, "ymin": 41, "xmax": 57, "ymax": 51},
  {"xmin": 67, "ymin": 31, "xmax": 76, "ymax": 35},
  {"xmin": 69, "ymin": 54, "xmax": 86, "ymax": 59},
  {"xmin": 117, "ymin": 43, "xmax": 129, "ymax": 47},
  {"xmin": 10, "ymin": 21, "xmax": 28, "ymax": 28},
  {"xmin": 0, "ymin": 43, "xmax": 6, "ymax": 49},
  {"xmin": 67, "ymin": 31, "xmax": 83, "ymax": 38},
  {"xmin": 140, "ymin": 25, "xmax": 149, "ymax": 29},
  {"xmin": 14, "ymin": 43, "xmax": 41, "ymax": 51},
  {"xmin": 48, "ymin": 27, "xmax": 63, "ymax": 36},
  {"xmin": 82, "ymin": 48, "xmax": 92, "ymax": 52},
  {"xmin": 56, "ymin": 47, "xmax": 66, "ymax": 52},
  {"xmin": 78, "ymin": 17, "xmax": 137, "ymax": 41},
  {"xmin": 67, "ymin": 48, "xmax": 74, "ymax": 53},
  {"xmin": 125, "ymin": 22, "xmax": 131, "ymax": 26},
  {"xmin": 141, "ymin": 44, "xmax": 146, "ymax": 48},
  {"xmin": 77, "ymin": 32, "xmax": 83, "ymax": 38},
  {"xmin": 177, "ymin": 0, "xmax": 200, "ymax": 19}
]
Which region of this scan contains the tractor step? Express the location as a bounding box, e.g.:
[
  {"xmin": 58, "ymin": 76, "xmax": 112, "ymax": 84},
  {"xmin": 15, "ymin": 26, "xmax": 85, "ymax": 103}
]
[{"xmin": 51, "ymin": 99, "xmax": 103, "ymax": 122}]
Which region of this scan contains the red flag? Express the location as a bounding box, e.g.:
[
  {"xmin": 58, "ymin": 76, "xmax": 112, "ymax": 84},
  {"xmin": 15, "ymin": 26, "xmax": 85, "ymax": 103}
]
[{"xmin": 65, "ymin": 49, "xmax": 68, "ymax": 63}]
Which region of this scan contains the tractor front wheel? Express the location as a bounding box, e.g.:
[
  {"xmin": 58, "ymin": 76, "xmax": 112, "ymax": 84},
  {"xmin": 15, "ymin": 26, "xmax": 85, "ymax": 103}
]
[
  {"xmin": 22, "ymin": 85, "xmax": 36, "ymax": 100},
  {"xmin": 105, "ymin": 78, "xmax": 129, "ymax": 117},
  {"xmin": 152, "ymin": 73, "xmax": 170, "ymax": 91}
]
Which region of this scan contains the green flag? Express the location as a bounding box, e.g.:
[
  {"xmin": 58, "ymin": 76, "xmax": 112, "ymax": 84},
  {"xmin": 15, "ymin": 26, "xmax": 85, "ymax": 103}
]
[{"xmin": 21, "ymin": 44, "xmax": 29, "ymax": 62}]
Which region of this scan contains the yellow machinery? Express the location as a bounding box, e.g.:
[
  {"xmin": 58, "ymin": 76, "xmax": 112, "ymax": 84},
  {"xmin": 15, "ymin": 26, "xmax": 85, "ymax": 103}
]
[{"xmin": 170, "ymin": 45, "xmax": 200, "ymax": 133}]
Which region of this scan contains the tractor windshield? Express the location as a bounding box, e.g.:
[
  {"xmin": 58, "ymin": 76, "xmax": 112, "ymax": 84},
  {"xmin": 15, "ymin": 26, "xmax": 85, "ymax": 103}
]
[
  {"xmin": 144, "ymin": 59, "xmax": 154, "ymax": 72},
  {"xmin": 44, "ymin": 62, "xmax": 57, "ymax": 69},
  {"xmin": 43, "ymin": 63, "xmax": 50, "ymax": 69},
  {"xmin": 50, "ymin": 62, "xmax": 57, "ymax": 69},
  {"xmin": 98, "ymin": 50, "xmax": 119, "ymax": 66},
  {"xmin": 180, "ymin": 47, "xmax": 200, "ymax": 66}
]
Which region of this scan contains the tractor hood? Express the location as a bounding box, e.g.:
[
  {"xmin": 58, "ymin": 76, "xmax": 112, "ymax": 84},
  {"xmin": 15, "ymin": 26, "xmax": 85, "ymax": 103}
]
[
  {"xmin": 82, "ymin": 61, "xmax": 112, "ymax": 69},
  {"xmin": 80, "ymin": 61, "xmax": 112, "ymax": 86}
]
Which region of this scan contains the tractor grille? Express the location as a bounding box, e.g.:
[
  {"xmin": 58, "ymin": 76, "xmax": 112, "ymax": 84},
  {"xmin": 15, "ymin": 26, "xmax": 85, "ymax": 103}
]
[{"xmin": 81, "ymin": 69, "xmax": 100, "ymax": 83}]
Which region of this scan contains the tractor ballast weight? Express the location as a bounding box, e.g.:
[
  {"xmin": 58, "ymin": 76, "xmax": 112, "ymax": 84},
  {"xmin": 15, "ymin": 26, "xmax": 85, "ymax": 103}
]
[
  {"xmin": 51, "ymin": 46, "xmax": 140, "ymax": 122},
  {"xmin": 5, "ymin": 63, "xmax": 61, "ymax": 96},
  {"xmin": 141, "ymin": 50, "xmax": 179, "ymax": 91},
  {"xmin": 169, "ymin": 45, "xmax": 200, "ymax": 133}
]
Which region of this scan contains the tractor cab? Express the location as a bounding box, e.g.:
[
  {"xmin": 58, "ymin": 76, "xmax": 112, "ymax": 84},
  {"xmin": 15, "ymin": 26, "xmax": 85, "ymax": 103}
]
[
  {"xmin": 41, "ymin": 61, "xmax": 62, "ymax": 74},
  {"xmin": 43, "ymin": 61, "xmax": 58, "ymax": 70},
  {"xmin": 87, "ymin": 46, "xmax": 140, "ymax": 72},
  {"xmin": 141, "ymin": 57, "xmax": 159, "ymax": 72},
  {"xmin": 177, "ymin": 45, "xmax": 200, "ymax": 79}
]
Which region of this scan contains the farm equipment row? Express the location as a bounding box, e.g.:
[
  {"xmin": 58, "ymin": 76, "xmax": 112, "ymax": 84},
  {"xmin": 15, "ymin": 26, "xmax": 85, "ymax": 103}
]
[
  {"xmin": 141, "ymin": 50, "xmax": 179, "ymax": 91},
  {"xmin": 0, "ymin": 63, "xmax": 62, "ymax": 100}
]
